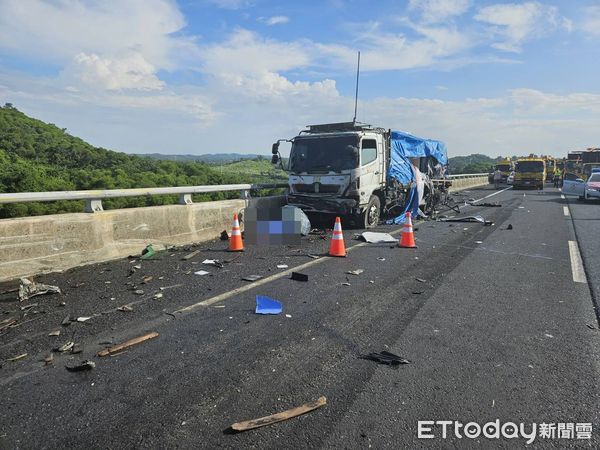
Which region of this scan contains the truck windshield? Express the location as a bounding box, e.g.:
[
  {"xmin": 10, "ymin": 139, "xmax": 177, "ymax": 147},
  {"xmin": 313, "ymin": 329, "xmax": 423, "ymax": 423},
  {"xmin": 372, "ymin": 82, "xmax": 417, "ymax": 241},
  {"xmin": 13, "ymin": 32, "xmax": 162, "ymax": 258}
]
[
  {"xmin": 516, "ymin": 161, "xmax": 544, "ymax": 172},
  {"xmin": 289, "ymin": 136, "xmax": 359, "ymax": 173},
  {"xmin": 497, "ymin": 164, "xmax": 511, "ymax": 172}
]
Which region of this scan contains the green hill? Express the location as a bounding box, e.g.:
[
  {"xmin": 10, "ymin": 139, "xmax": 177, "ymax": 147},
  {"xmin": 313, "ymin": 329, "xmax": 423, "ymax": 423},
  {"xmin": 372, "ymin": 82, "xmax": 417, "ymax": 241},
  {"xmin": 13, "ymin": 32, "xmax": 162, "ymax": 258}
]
[
  {"xmin": 0, "ymin": 104, "xmax": 283, "ymax": 218},
  {"xmin": 448, "ymin": 154, "xmax": 497, "ymax": 174}
]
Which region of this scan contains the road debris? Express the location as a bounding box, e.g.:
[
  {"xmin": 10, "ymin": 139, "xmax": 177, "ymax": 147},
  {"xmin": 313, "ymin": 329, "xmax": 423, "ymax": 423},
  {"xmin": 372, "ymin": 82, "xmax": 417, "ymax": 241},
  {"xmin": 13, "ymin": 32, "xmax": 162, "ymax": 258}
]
[
  {"xmin": 377, "ymin": 257, "xmax": 386, "ymax": 261},
  {"xmin": 44, "ymin": 353, "xmax": 54, "ymax": 365},
  {"xmin": 291, "ymin": 272, "xmax": 308, "ymax": 282},
  {"xmin": 361, "ymin": 232, "xmax": 397, "ymax": 243},
  {"xmin": 255, "ymin": 296, "xmax": 282, "ymax": 315},
  {"xmin": 230, "ymin": 396, "xmax": 327, "ymax": 432},
  {"xmin": 220, "ymin": 230, "xmax": 229, "ymax": 241},
  {"xmin": 285, "ymin": 314, "xmax": 292, "ymax": 318},
  {"xmin": 134, "ymin": 289, "xmax": 145, "ymax": 295},
  {"xmin": 49, "ymin": 330, "xmax": 61, "ymax": 336},
  {"xmin": 440, "ymin": 215, "xmax": 487, "ymax": 224},
  {"xmin": 61, "ymin": 316, "xmax": 72, "ymax": 326},
  {"xmin": 66, "ymin": 360, "xmax": 96, "ymax": 372},
  {"xmin": 0, "ymin": 318, "xmax": 17, "ymax": 331},
  {"xmin": 361, "ymin": 351, "xmax": 410, "ymax": 366},
  {"xmin": 20, "ymin": 303, "xmax": 38, "ymax": 311},
  {"xmin": 242, "ymin": 275, "xmax": 263, "ymax": 282},
  {"xmin": 18, "ymin": 278, "xmax": 61, "ymax": 301},
  {"xmin": 277, "ymin": 264, "xmax": 289, "ymax": 269},
  {"xmin": 7, "ymin": 353, "xmax": 28, "ymax": 362},
  {"xmin": 203, "ymin": 259, "xmax": 224, "ymax": 268},
  {"xmin": 76, "ymin": 316, "xmax": 92, "ymax": 322},
  {"xmin": 586, "ymin": 323, "xmax": 596, "ymax": 330},
  {"xmin": 97, "ymin": 331, "xmax": 159, "ymax": 357},
  {"xmin": 346, "ymin": 269, "xmax": 364, "ymax": 275},
  {"xmin": 182, "ymin": 250, "xmax": 201, "ymax": 260},
  {"xmin": 472, "ymin": 202, "xmax": 501, "ymax": 207},
  {"xmin": 306, "ymin": 254, "xmax": 320, "ymax": 259},
  {"xmin": 71, "ymin": 343, "xmax": 83, "ymax": 354},
  {"xmin": 506, "ymin": 224, "xmax": 513, "ymax": 230},
  {"xmin": 154, "ymin": 293, "xmax": 163, "ymax": 300},
  {"xmin": 57, "ymin": 342, "xmax": 74, "ymax": 353},
  {"xmin": 475, "ymin": 241, "xmax": 483, "ymax": 244},
  {"xmin": 415, "ymin": 277, "xmax": 427, "ymax": 283},
  {"xmin": 341, "ymin": 282, "xmax": 351, "ymax": 286},
  {"xmin": 140, "ymin": 244, "xmax": 156, "ymax": 260},
  {"xmin": 142, "ymin": 276, "xmax": 153, "ymax": 284},
  {"xmin": 194, "ymin": 270, "xmax": 210, "ymax": 276},
  {"xmin": 117, "ymin": 305, "xmax": 133, "ymax": 312}
]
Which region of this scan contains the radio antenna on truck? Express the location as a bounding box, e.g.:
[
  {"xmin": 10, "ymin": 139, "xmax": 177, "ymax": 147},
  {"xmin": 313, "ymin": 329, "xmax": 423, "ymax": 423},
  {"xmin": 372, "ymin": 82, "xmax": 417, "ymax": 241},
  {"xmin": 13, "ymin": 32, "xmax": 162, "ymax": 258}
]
[{"xmin": 352, "ymin": 51, "xmax": 360, "ymax": 124}]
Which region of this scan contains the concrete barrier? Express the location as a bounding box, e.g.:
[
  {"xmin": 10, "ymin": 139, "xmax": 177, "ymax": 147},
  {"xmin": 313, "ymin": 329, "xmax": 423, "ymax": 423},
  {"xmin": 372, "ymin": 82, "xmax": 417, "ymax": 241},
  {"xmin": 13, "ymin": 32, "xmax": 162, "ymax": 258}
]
[
  {"xmin": 448, "ymin": 176, "xmax": 489, "ymax": 192},
  {"xmin": 0, "ymin": 196, "xmax": 285, "ymax": 282}
]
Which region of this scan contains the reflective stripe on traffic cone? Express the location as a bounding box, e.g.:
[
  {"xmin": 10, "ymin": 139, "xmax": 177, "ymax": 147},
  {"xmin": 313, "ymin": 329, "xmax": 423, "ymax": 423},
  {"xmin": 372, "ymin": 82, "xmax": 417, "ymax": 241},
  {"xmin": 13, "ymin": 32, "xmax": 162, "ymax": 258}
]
[
  {"xmin": 228, "ymin": 213, "xmax": 244, "ymax": 252},
  {"xmin": 329, "ymin": 217, "xmax": 346, "ymax": 257},
  {"xmin": 399, "ymin": 212, "xmax": 416, "ymax": 248}
]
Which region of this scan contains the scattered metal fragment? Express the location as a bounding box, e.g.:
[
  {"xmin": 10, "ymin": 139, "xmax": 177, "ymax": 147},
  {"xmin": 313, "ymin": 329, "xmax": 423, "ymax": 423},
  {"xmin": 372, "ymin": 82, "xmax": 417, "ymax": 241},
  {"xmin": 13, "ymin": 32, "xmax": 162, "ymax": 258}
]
[
  {"xmin": 117, "ymin": 305, "xmax": 133, "ymax": 312},
  {"xmin": 306, "ymin": 254, "xmax": 319, "ymax": 259},
  {"xmin": 361, "ymin": 351, "xmax": 410, "ymax": 366},
  {"xmin": 182, "ymin": 250, "xmax": 201, "ymax": 260},
  {"xmin": 142, "ymin": 276, "xmax": 153, "ymax": 284},
  {"xmin": 7, "ymin": 353, "xmax": 28, "ymax": 362},
  {"xmin": 377, "ymin": 257, "xmax": 386, "ymax": 261},
  {"xmin": 291, "ymin": 272, "xmax": 308, "ymax": 282},
  {"xmin": 18, "ymin": 278, "xmax": 61, "ymax": 301},
  {"xmin": 277, "ymin": 264, "xmax": 289, "ymax": 269},
  {"xmin": 341, "ymin": 282, "xmax": 351, "ymax": 286},
  {"xmin": 20, "ymin": 303, "xmax": 38, "ymax": 311},
  {"xmin": 586, "ymin": 323, "xmax": 596, "ymax": 330},
  {"xmin": 361, "ymin": 232, "xmax": 397, "ymax": 243},
  {"xmin": 58, "ymin": 342, "xmax": 74, "ymax": 353},
  {"xmin": 44, "ymin": 353, "xmax": 54, "ymax": 365},
  {"xmin": 242, "ymin": 275, "xmax": 263, "ymax": 282},
  {"xmin": 230, "ymin": 396, "xmax": 327, "ymax": 432},
  {"xmin": 255, "ymin": 296, "xmax": 282, "ymax": 315},
  {"xmin": 61, "ymin": 316, "xmax": 72, "ymax": 326},
  {"xmin": 346, "ymin": 269, "xmax": 364, "ymax": 276},
  {"xmin": 76, "ymin": 316, "xmax": 92, "ymax": 322},
  {"xmin": 134, "ymin": 290, "xmax": 145, "ymax": 295},
  {"xmin": 203, "ymin": 259, "xmax": 224, "ymax": 268},
  {"xmin": 49, "ymin": 330, "xmax": 61, "ymax": 337},
  {"xmin": 440, "ymin": 215, "xmax": 486, "ymax": 224},
  {"xmin": 97, "ymin": 332, "xmax": 159, "ymax": 357},
  {"xmin": 153, "ymin": 293, "xmax": 163, "ymax": 300},
  {"xmin": 415, "ymin": 278, "xmax": 427, "ymax": 283},
  {"xmin": 194, "ymin": 270, "xmax": 210, "ymax": 276},
  {"xmin": 66, "ymin": 360, "xmax": 95, "ymax": 372}
]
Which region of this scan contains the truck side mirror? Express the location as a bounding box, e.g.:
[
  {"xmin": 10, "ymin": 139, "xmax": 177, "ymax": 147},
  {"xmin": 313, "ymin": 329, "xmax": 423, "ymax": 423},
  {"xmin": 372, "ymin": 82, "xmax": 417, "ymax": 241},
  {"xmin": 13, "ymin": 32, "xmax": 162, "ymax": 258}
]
[
  {"xmin": 271, "ymin": 154, "xmax": 280, "ymax": 164},
  {"xmin": 272, "ymin": 142, "xmax": 280, "ymax": 154}
]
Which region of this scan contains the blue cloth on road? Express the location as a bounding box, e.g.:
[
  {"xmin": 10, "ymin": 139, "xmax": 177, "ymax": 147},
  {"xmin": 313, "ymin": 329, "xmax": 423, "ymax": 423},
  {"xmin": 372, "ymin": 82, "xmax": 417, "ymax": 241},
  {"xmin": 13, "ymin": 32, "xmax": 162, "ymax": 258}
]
[{"xmin": 255, "ymin": 295, "xmax": 283, "ymax": 314}]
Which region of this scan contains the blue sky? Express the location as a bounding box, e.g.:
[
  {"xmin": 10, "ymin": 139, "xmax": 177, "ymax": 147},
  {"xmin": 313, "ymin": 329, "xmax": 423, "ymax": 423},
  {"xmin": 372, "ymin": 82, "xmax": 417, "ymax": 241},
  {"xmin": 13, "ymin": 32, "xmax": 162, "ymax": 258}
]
[{"xmin": 1, "ymin": 0, "xmax": 599, "ymax": 158}]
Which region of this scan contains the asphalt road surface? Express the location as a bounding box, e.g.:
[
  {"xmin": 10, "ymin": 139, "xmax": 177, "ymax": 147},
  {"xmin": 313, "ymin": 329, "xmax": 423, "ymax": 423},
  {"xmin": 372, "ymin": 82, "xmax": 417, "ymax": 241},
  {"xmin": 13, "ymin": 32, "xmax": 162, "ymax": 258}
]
[{"xmin": 1, "ymin": 185, "xmax": 599, "ymax": 449}]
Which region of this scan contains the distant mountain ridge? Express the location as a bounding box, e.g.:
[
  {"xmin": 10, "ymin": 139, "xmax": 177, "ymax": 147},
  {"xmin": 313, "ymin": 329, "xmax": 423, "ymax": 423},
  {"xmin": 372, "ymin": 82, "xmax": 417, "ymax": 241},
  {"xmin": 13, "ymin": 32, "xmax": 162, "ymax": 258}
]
[{"xmin": 139, "ymin": 153, "xmax": 263, "ymax": 164}]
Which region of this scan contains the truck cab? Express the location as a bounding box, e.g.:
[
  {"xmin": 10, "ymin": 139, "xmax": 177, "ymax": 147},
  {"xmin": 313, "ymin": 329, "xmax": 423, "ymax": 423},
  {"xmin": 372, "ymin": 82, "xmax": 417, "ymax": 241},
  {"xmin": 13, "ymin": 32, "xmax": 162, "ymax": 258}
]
[{"xmin": 513, "ymin": 158, "xmax": 546, "ymax": 190}]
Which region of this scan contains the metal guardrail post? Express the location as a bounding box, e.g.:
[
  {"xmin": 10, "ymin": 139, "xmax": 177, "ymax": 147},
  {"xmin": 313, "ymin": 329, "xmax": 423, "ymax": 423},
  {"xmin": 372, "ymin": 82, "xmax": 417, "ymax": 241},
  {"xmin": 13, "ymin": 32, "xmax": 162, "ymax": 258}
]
[
  {"xmin": 178, "ymin": 194, "xmax": 193, "ymax": 205},
  {"xmin": 240, "ymin": 189, "xmax": 250, "ymax": 200},
  {"xmin": 85, "ymin": 199, "xmax": 103, "ymax": 213}
]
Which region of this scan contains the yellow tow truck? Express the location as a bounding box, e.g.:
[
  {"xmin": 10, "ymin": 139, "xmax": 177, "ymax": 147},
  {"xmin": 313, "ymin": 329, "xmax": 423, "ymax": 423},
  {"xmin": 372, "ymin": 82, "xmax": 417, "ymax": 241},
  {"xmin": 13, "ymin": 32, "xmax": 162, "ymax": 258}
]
[
  {"xmin": 495, "ymin": 158, "xmax": 513, "ymax": 182},
  {"xmin": 513, "ymin": 158, "xmax": 546, "ymax": 190}
]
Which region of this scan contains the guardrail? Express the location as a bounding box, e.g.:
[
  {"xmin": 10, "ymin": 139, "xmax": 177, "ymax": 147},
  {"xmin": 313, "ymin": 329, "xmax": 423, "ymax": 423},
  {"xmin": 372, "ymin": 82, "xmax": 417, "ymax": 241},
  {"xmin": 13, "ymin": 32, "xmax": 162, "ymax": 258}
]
[
  {"xmin": 0, "ymin": 183, "xmax": 288, "ymax": 213},
  {"xmin": 0, "ymin": 174, "xmax": 488, "ymax": 214}
]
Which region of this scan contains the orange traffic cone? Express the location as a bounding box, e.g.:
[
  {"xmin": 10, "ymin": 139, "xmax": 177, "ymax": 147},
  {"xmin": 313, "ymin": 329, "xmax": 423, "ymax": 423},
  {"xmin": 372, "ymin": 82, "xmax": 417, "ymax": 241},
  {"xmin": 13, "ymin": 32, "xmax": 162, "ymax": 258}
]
[
  {"xmin": 399, "ymin": 212, "xmax": 416, "ymax": 248},
  {"xmin": 228, "ymin": 213, "xmax": 244, "ymax": 252},
  {"xmin": 329, "ymin": 217, "xmax": 346, "ymax": 257}
]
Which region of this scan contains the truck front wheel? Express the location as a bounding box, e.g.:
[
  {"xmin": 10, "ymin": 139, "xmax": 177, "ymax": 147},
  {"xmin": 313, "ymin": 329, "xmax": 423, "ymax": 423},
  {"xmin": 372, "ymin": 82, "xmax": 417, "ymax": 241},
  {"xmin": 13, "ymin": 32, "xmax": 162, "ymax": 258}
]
[{"xmin": 360, "ymin": 195, "xmax": 381, "ymax": 229}]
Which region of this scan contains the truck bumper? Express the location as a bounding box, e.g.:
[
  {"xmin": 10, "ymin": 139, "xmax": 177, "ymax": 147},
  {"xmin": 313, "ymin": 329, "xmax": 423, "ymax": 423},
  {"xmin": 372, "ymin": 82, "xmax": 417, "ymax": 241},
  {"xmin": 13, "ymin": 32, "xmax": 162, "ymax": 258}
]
[{"xmin": 287, "ymin": 194, "xmax": 359, "ymax": 215}]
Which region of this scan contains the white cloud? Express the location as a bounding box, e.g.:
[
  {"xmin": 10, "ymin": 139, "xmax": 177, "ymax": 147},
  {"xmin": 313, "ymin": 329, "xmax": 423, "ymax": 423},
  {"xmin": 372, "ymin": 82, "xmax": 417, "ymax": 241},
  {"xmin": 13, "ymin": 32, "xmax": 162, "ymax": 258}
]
[
  {"xmin": 581, "ymin": 6, "xmax": 600, "ymax": 37},
  {"xmin": 409, "ymin": 0, "xmax": 471, "ymax": 23},
  {"xmin": 258, "ymin": 15, "xmax": 290, "ymax": 25},
  {"xmin": 475, "ymin": 2, "xmax": 571, "ymax": 52}
]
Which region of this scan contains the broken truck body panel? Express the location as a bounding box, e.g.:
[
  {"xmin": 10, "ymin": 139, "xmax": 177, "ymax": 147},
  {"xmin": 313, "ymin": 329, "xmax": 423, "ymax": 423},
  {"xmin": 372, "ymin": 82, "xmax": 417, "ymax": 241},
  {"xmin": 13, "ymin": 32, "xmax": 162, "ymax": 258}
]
[{"xmin": 274, "ymin": 122, "xmax": 449, "ymax": 227}]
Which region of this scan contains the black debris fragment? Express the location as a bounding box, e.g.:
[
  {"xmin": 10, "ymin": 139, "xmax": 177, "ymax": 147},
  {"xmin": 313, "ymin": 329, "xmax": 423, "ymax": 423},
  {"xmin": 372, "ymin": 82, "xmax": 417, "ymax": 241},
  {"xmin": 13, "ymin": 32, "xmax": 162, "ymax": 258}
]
[
  {"xmin": 291, "ymin": 272, "xmax": 309, "ymax": 282},
  {"xmin": 361, "ymin": 351, "xmax": 410, "ymax": 366},
  {"xmin": 506, "ymin": 224, "xmax": 513, "ymax": 230},
  {"xmin": 220, "ymin": 230, "xmax": 229, "ymax": 241},
  {"xmin": 65, "ymin": 360, "xmax": 96, "ymax": 372}
]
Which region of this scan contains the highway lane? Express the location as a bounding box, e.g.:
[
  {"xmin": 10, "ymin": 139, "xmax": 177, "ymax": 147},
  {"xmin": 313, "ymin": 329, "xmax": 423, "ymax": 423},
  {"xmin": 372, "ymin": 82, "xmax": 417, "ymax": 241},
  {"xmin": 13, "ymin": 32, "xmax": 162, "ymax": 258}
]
[{"xmin": 0, "ymin": 185, "xmax": 599, "ymax": 448}]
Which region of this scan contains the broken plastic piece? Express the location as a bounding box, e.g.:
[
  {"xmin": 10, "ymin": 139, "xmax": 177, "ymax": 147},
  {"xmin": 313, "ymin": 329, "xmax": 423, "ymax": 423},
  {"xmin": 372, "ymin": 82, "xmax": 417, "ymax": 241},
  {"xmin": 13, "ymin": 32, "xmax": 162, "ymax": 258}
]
[
  {"xmin": 230, "ymin": 396, "xmax": 326, "ymax": 432},
  {"xmin": 194, "ymin": 270, "xmax": 210, "ymax": 276},
  {"xmin": 346, "ymin": 269, "xmax": 364, "ymax": 276},
  {"xmin": 220, "ymin": 230, "xmax": 229, "ymax": 241},
  {"xmin": 66, "ymin": 360, "xmax": 96, "ymax": 372},
  {"xmin": 361, "ymin": 351, "xmax": 410, "ymax": 366},
  {"xmin": 203, "ymin": 259, "xmax": 224, "ymax": 268},
  {"xmin": 291, "ymin": 272, "xmax": 308, "ymax": 282},
  {"xmin": 361, "ymin": 232, "xmax": 398, "ymax": 244},
  {"xmin": 242, "ymin": 275, "xmax": 263, "ymax": 282},
  {"xmin": 18, "ymin": 278, "xmax": 61, "ymax": 302},
  {"xmin": 57, "ymin": 342, "xmax": 74, "ymax": 353},
  {"xmin": 277, "ymin": 264, "xmax": 289, "ymax": 269},
  {"xmin": 97, "ymin": 332, "xmax": 159, "ymax": 357},
  {"xmin": 77, "ymin": 316, "xmax": 92, "ymax": 322},
  {"xmin": 255, "ymin": 296, "xmax": 282, "ymax": 315},
  {"xmin": 117, "ymin": 305, "xmax": 133, "ymax": 312},
  {"xmin": 140, "ymin": 244, "xmax": 156, "ymax": 260},
  {"xmin": 48, "ymin": 330, "xmax": 61, "ymax": 336}
]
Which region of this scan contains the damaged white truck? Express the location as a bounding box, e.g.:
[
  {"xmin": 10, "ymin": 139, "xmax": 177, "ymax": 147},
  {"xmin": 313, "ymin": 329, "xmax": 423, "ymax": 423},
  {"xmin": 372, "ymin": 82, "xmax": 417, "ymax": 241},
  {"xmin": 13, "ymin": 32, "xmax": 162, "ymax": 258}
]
[{"xmin": 271, "ymin": 122, "xmax": 450, "ymax": 228}]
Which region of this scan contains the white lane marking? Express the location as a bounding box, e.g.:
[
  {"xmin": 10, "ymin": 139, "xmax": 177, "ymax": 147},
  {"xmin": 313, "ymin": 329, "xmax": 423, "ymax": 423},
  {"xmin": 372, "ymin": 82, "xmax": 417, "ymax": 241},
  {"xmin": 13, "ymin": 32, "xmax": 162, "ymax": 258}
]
[
  {"xmin": 568, "ymin": 241, "xmax": 587, "ymax": 284},
  {"xmin": 563, "ymin": 206, "xmax": 570, "ymax": 216},
  {"xmin": 175, "ymin": 227, "xmax": 407, "ymax": 312},
  {"xmin": 560, "ymin": 194, "xmax": 565, "ymax": 199},
  {"xmin": 470, "ymin": 186, "xmax": 512, "ymax": 203}
]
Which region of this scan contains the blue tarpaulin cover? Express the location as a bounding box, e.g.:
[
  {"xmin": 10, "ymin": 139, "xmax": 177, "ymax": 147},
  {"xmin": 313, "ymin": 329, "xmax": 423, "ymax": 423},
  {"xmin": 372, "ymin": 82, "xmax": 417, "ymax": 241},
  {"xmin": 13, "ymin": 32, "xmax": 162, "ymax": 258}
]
[{"xmin": 387, "ymin": 131, "xmax": 448, "ymax": 224}]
